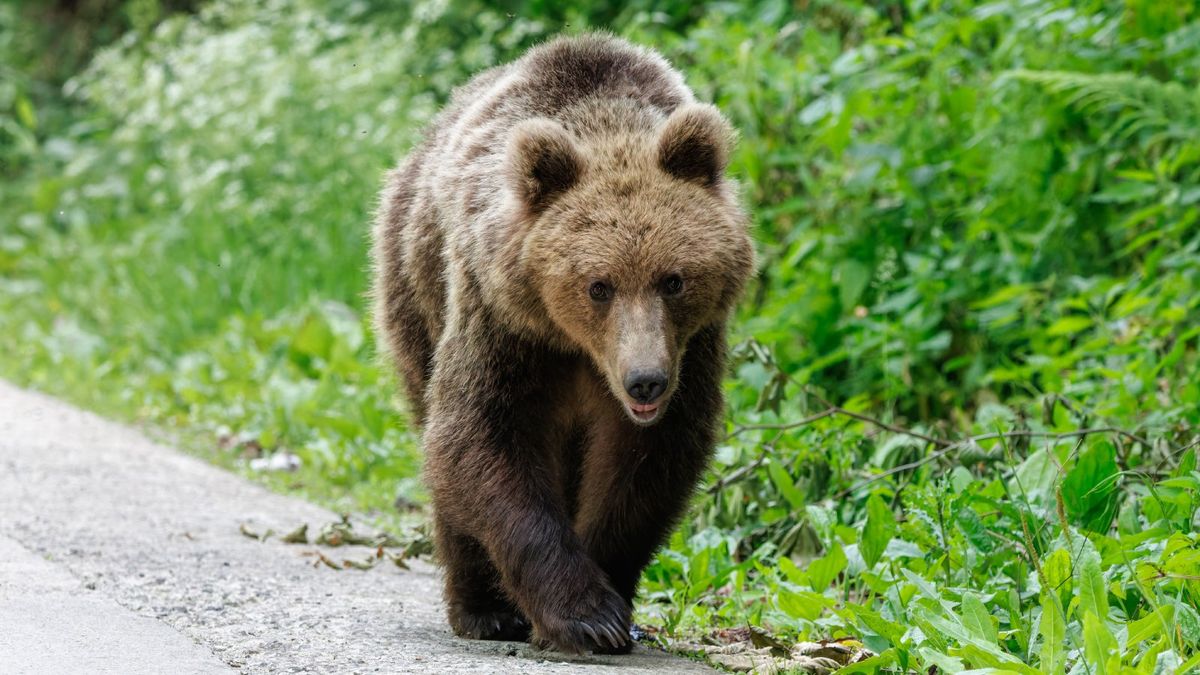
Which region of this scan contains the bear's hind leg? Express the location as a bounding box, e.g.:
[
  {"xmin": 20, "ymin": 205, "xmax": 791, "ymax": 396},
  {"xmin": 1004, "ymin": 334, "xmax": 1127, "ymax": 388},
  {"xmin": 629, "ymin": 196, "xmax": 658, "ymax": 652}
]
[
  {"xmin": 377, "ymin": 280, "xmax": 436, "ymax": 425},
  {"xmin": 437, "ymin": 518, "xmax": 531, "ymax": 642}
]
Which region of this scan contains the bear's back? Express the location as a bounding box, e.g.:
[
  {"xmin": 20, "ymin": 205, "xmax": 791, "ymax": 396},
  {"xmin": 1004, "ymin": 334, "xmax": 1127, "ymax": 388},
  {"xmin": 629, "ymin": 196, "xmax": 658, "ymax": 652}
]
[
  {"xmin": 427, "ymin": 34, "xmax": 694, "ymax": 179},
  {"xmin": 516, "ymin": 33, "xmax": 693, "ymax": 118}
]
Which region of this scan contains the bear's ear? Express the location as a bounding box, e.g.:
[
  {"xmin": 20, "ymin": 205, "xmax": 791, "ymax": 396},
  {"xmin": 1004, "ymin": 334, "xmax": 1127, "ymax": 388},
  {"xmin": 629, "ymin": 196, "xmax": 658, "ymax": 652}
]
[
  {"xmin": 657, "ymin": 104, "xmax": 734, "ymax": 187},
  {"xmin": 507, "ymin": 119, "xmax": 584, "ymax": 214}
]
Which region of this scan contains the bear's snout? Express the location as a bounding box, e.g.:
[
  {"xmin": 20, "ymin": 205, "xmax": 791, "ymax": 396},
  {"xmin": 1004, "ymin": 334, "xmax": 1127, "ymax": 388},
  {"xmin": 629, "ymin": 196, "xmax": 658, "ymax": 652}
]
[
  {"xmin": 620, "ymin": 368, "xmax": 670, "ymax": 425},
  {"xmin": 624, "ymin": 369, "xmax": 667, "ymax": 405}
]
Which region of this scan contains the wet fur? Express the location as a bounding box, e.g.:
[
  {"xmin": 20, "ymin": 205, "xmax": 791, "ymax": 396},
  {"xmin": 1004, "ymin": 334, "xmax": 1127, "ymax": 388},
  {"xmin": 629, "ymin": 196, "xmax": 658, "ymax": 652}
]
[{"xmin": 371, "ymin": 33, "xmax": 752, "ymax": 654}]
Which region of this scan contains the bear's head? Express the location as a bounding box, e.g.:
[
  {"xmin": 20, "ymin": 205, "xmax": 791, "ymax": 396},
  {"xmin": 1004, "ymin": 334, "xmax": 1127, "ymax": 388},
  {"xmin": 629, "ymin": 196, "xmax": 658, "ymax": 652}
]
[{"xmin": 508, "ymin": 103, "xmax": 754, "ymax": 426}]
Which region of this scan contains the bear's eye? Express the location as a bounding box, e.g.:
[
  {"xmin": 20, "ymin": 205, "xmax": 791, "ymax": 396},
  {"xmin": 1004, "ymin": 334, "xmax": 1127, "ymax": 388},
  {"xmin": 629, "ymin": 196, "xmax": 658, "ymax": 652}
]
[
  {"xmin": 662, "ymin": 274, "xmax": 684, "ymax": 296},
  {"xmin": 588, "ymin": 281, "xmax": 612, "ymax": 302}
]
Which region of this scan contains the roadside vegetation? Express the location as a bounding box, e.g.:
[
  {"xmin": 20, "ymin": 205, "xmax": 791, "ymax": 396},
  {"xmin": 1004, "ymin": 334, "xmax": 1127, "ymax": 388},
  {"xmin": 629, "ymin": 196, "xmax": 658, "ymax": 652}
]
[{"xmin": 2, "ymin": 0, "xmax": 1197, "ymax": 671}]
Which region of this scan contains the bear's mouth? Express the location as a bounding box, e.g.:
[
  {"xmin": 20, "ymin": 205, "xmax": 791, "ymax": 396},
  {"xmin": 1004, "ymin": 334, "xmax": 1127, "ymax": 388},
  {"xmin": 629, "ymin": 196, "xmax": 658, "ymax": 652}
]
[{"xmin": 628, "ymin": 402, "xmax": 660, "ymax": 424}]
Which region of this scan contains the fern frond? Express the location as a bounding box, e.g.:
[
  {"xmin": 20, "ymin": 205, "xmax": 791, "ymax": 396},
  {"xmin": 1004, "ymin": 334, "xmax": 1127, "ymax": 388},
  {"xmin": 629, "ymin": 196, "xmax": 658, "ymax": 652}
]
[{"xmin": 1003, "ymin": 69, "xmax": 1200, "ymax": 139}]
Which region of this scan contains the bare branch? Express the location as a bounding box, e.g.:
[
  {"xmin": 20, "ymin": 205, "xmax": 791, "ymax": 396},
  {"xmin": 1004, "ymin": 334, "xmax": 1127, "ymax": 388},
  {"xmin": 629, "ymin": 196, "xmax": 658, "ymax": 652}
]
[
  {"xmin": 1175, "ymin": 436, "xmax": 1200, "ymax": 456},
  {"xmin": 968, "ymin": 427, "xmax": 1154, "ymax": 450},
  {"xmin": 723, "ymin": 408, "xmax": 837, "ymax": 440},
  {"xmin": 707, "ymin": 451, "xmax": 770, "ymax": 494},
  {"xmin": 711, "ymin": 402, "xmax": 1169, "ymax": 498},
  {"xmin": 724, "ymin": 405, "xmax": 944, "ymax": 447}
]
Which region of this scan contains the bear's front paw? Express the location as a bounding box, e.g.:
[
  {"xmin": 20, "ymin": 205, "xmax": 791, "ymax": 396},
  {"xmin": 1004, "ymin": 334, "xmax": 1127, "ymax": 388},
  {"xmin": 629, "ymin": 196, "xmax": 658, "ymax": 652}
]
[
  {"xmin": 449, "ymin": 605, "xmax": 532, "ymax": 642},
  {"xmin": 531, "ymin": 580, "xmax": 631, "ymax": 655}
]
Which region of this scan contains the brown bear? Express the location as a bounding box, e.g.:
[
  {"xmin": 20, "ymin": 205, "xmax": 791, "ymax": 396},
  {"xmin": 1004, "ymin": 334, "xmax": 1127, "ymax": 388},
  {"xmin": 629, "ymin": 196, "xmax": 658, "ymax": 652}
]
[{"xmin": 370, "ymin": 33, "xmax": 754, "ymax": 654}]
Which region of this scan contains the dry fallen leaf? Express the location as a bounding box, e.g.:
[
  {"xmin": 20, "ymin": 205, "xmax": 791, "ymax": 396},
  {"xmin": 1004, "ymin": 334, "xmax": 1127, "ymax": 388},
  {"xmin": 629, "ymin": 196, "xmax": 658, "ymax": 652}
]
[
  {"xmin": 342, "ymin": 557, "xmax": 377, "ymax": 571},
  {"xmin": 315, "ymin": 520, "xmax": 378, "ymax": 547},
  {"xmin": 667, "ymin": 630, "xmax": 875, "ymax": 674},
  {"xmin": 311, "ymin": 551, "xmax": 341, "ymax": 570},
  {"xmin": 239, "ymin": 523, "xmax": 273, "ymax": 541},
  {"xmin": 264, "ymin": 519, "xmax": 432, "ymax": 571},
  {"xmin": 748, "ymin": 626, "xmax": 791, "ymax": 657},
  {"xmin": 281, "ymin": 523, "xmax": 309, "ymax": 544}
]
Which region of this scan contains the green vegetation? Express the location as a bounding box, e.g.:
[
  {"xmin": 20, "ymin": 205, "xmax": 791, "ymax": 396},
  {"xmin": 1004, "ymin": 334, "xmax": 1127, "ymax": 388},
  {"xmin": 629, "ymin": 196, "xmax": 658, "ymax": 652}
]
[{"xmin": 2, "ymin": 0, "xmax": 1198, "ymax": 671}]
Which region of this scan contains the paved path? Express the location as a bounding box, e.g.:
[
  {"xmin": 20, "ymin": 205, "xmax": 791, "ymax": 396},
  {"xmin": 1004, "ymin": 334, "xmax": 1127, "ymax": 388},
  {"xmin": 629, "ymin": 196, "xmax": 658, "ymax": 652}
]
[{"xmin": 0, "ymin": 381, "xmax": 710, "ymax": 674}]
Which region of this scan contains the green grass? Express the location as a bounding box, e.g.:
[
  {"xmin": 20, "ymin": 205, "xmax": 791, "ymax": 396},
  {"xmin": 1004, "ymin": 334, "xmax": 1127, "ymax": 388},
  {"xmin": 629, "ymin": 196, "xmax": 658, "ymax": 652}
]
[{"xmin": 2, "ymin": 0, "xmax": 1199, "ymax": 671}]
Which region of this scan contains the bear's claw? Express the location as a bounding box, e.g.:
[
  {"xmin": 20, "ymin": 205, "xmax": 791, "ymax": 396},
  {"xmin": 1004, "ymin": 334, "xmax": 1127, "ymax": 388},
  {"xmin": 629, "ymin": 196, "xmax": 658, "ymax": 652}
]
[
  {"xmin": 450, "ymin": 608, "xmax": 531, "ymax": 642},
  {"xmin": 531, "ymin": 582, "xmax": 631, "ymax": 654}
]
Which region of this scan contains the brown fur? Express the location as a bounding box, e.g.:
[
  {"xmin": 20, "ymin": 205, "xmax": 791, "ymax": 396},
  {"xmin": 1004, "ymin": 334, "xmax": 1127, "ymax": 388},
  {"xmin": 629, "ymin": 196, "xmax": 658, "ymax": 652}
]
[{"xmin": 370, "ymin": 33, "xmax": 754, "ymax": 654}]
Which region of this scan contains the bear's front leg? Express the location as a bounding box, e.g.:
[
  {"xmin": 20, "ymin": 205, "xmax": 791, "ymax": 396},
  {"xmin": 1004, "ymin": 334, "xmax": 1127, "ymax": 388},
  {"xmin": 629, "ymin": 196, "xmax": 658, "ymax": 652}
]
[
  {"xmin": 574, "ymin": 324, "xmax": 727, "ymax": 608},
  {"xmin": 423, "ymin": 331, "xmax": 631, "ymax": 654}
]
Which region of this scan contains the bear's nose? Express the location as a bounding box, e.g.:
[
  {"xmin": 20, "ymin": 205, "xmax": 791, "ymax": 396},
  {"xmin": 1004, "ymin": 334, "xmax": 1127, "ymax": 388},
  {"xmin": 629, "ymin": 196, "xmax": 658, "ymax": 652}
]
[{"xmin": 624, "ymin": 369, "xmax": 668, "ymax": 404}]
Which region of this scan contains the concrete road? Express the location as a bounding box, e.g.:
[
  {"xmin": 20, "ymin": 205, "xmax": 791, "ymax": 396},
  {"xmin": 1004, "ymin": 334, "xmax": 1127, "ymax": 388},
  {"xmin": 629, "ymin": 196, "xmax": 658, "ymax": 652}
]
[{"xmin": 0, "ymin": 381, "xmax": 711, "ymax": 674}]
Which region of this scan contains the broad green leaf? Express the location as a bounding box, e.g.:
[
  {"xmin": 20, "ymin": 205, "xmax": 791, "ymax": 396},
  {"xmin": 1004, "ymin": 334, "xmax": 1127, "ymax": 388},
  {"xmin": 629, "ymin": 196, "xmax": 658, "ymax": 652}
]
[
  {"xmin": 884, "ymin": 538, "xmax": 924, "ymax": 558},
  {"xmin": 291, "ymin": 310, "xmax": 334, "ymax": 361},
  {"xmin": 766, "ymin": 461, "xmax": 805, "ymax": 511},
  {"xmin": 1173, "ymin": 599, "xmax": 1200, "ymax": 646},
  {"xmin": 833, "ymin": 648, "xmax": 897, "ymax": 674},
  {"xmin": 1127, "ymin": 605, "xmax": 1174, "ymax": 646},
  {"xmin": 1038, "ymin": 592, "xmax": 1066, "ymax": 674},
  {"xmin": 957, "ymin": 644, "xmax": 1040, "ymax": 674},
  {"xmin": 1082, "ymin": 611, "xmax": 1115, "ymax": 675},
  {"xmin": 1076, "ymin": 545, "xmax": 1109, "ymax": 623},
  {"xmin": 1163, "ymin": 545, "xmax": 1200, "ymax": 577},
  {"xmin": 970, "ymin": 283, "xmax": 1033, "ymax": 309},
  {"xmin": 917, "ymin": 647, "xmax": 964, "ymax": 674},
  {"xmin": 1174, "ymin": 448, "xmax": 1197, "ymax": 478},
  {"xmin": 1046, "ymin": 315, "xmax": 1093, "ymax": 336},
  {"xmin": 807, "ymin": 542, "xmax": 846, "ymax": 591},
  {"xmin": 1042, "ymin": 548, "xmax": 1073, "ymax": 591},
  {"xmin": 805, "ymin": 504, "xmax": 834, "ymax": 544},
  {"xmin": 778, "ymin": 555, "xmax": 808, "ymax": 586},
  {"xmin": 955, "ymin": 507, "xmax": 996, "ymax": 554},
  {"xmin": 845, "ymin": 604, "xmax": 906, "ymax": 646},
  {"xmin": 962, "ymin": 593, "xmax": 997, "ymax": 644},
  {"xmin": 1013, "ymin": 446, "xmax": 1065, "ymax": 498},
  {"xmin": 835, "ymin": 259, "xmax": 871, "ymax": 307},
  {"xmin": 1175, "ymin": 651, "xmax": 1200, "ymax": 675},
  {"xmin": 1091, "ymin": 181, "xmax": 1158, "ymax": 204},
  {"xmin": 16, "ymin": 95, "xmax": 37, "ymax": 129},
  {"xmin": 860, "ymin": 493, "xmax": 896, "ymax": 568},
  {"xmin": 901, "ymin": 568, "xmax": 954, "ymax": 613},
  {"xmin": 1063, "ymin": 441, "xmax": 1119, "ymax": 532},
  {"xmin": 777, "ymin": 587, "xmax": 831, "ymax": 621},
  {"xmin": 916, "ymin": 606, "xmax": 1040, "ymax": 674}
]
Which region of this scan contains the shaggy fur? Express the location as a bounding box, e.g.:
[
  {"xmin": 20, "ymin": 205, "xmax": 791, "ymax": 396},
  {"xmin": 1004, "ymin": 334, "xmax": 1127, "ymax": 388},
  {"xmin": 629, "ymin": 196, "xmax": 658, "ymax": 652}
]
[{"xmin": 370, "ymin": 33, "xmax": 754, "ymax": 654}]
